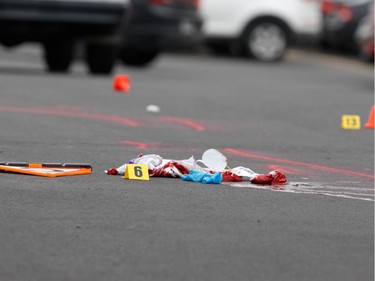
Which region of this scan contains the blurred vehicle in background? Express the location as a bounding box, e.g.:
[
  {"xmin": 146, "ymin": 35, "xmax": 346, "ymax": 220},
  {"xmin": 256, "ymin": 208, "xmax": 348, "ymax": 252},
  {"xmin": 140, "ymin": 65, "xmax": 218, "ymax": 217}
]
[
  {"xmin": 119, "ymin": 0, "xmax": 203, "ymax": 67},
  {"xmin": 200, "ymin": 0, "xmax": 323, "ymax": 62},
  {"xmin": 355, "ymin": 2, "xmax": 374, "ymax": 61},
  {"xmin": 320, "ymin": 0, "xmax": 373, "ymax": 54},
  {"xmin": 0, "ymin": 0, "xmax": 131, "ymax": 74}
]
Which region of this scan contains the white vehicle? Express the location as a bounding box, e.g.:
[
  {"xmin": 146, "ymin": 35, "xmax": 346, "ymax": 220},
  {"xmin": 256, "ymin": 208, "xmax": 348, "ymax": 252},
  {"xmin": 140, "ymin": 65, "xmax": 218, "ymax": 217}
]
[{"xmin": 200, "ymin": 0, "xmax": 323, "ymax": 61}]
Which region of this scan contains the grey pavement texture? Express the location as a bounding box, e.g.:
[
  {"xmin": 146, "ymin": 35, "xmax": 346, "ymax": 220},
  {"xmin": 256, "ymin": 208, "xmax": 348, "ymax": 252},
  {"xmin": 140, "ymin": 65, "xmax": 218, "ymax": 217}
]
[{"xmin": 0, "ymin": 45, "xmax": 373, "ymax": 281}]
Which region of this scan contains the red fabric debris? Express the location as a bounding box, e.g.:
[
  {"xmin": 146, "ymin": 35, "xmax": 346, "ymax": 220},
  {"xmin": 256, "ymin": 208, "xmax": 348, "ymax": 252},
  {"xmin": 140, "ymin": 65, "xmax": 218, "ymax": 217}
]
[
  {"xmin": 250, "ymin": 174, "xmax": 274, "ymax": 184},
  {"xmin": 270, "ymin": 170, "xmax": 287, "ymax": 185},
  {"xmin": 221, "ymin": 171, "xmax": 243, "ymax": 182},
  {"xmin": 151, "ymin": 161, "xmax": 190, "ymax": 178},
  {"xmin": 250, "ymin": 170, "xmax": 287, "ymax": 185},
  {"xmin": 106, "ymin": 168, "xmax": 118, "ymax": 175}
]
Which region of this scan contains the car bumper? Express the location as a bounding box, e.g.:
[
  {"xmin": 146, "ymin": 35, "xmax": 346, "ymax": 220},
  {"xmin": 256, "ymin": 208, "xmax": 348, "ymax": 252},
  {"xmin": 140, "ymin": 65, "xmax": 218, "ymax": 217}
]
[
  {"xmin": 123, "ymin": 19, "xmax": 203, "ymax": 49},
  {"xmin": 122, "ymin": 3, "xmax": 203, "ymax": 50}
]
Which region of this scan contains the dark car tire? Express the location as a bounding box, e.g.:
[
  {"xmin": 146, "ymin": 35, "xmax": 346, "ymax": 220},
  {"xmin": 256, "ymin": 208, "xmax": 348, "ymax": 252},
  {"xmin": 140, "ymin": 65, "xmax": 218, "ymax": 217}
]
[
  {"xmin": 43, "ymin": 41, "xmax": 75, "ymax": 73},
  {"xmin": 242, "ymin": 19, "xmax": 289, "ymax": 62},
  {"xmin": 86, "ymin": 43, "xmax": 118, "ymax": 74},
  {"xmin": 119, "ymin": 47, "xmax": 159, "ymax": 67}
]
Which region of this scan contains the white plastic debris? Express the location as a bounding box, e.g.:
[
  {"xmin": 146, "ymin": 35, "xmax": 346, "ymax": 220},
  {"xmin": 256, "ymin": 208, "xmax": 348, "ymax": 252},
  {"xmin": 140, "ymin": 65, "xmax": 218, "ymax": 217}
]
[
  {"xmin": 146, "ymin": 105, "xmax": 160, "ymax": 113},
  {"xmin": 199, "ymin": 148, "xmax": 228, "ymax": 172}
]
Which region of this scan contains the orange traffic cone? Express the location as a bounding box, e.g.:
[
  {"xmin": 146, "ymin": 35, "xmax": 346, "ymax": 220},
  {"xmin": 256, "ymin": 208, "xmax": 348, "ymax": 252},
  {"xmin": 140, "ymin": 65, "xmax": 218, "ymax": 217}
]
[
  {"xmin": 113, "ymin": 75, "xmax": 130, "ymax": 93},
  {"xmin": 364, "ymin": 105, "xmax": 374, "ymax": 129}
]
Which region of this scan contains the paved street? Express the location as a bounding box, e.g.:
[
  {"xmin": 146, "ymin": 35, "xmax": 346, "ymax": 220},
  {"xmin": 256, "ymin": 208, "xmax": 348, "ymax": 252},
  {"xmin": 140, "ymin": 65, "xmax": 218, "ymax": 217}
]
[{"xmin": 0, "ymin": 45, "xmax": 374, "ymax": 281}]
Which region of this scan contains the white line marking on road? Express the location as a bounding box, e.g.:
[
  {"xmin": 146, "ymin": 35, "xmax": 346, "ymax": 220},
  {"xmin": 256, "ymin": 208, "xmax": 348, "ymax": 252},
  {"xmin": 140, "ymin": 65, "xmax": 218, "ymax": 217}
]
[{"xmin": 225, "ymin": 181, "xmax": 375, "ymax": 202}]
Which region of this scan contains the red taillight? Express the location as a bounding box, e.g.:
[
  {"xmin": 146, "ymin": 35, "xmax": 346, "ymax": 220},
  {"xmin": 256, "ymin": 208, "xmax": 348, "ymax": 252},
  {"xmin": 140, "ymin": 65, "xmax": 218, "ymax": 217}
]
[
  {"xmin": 321, "ymin": 0, "xmax": 353, "ymax": 22},
  {"xmin": 192, "ymin": 0, "xmax": 199, "ymax": 9},
  {"xmin": 337, "ymin": 5, "xmax": 353, "ymax": 22},
  {"xmin": 321, "ymin": 0, "xmax": 335, "ymax": 14}
]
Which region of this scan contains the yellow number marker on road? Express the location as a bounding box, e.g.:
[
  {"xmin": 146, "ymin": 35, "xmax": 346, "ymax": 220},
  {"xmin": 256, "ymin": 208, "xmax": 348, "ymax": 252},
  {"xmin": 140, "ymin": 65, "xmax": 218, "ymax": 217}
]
[
  {"xmin": 123, "ymin": 164, "xmax": 150, "ymax": 180},
  {"xmin": 341, "ymin": 115, "xmax": 361, "ymax": 130}
]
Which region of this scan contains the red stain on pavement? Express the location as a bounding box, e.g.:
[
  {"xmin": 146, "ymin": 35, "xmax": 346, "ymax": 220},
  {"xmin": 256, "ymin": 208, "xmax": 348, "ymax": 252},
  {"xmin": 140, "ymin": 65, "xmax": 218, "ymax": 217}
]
[
  {"xmin": 158, "ymin": 116, "xmax": 206, "ymax": 131},
  {"xmin": 46, "ymin": 105, "xmax": 88, "ymax": 112},
  {"xmin": 266, "ymin": 165, "xmax": 299, "ymax": 174},
  {"xmin": 0, "ymin": 106, "xmax": 140, "ymax": 127},
  {"xmin": 0, "ymin": 106, "xmax": 208, "ymax": 131},
  {"xmin": 225, "ymin": 148, "xmax": 374, "ymax": 179},
  {"xmin": 119, "ymin": 140, "xmax": 199, "ymax": 152},
  {"xmin": 121, "ymin": 140, "xmax": 151, "ymax": 149}
]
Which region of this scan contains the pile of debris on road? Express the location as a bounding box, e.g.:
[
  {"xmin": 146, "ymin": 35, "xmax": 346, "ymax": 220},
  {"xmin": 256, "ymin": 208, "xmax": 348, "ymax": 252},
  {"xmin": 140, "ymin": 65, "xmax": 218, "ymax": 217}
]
[{"xmin": 105, "ymin": 148, "xmax": 287, "ymax": 185}]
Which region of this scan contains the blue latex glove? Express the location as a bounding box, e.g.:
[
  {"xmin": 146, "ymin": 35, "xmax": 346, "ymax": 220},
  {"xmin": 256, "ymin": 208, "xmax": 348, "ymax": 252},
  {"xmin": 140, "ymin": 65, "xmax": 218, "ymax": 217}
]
[{"xmin": 181, "ymin": 170, "xmax": 222, "ymax": 184}]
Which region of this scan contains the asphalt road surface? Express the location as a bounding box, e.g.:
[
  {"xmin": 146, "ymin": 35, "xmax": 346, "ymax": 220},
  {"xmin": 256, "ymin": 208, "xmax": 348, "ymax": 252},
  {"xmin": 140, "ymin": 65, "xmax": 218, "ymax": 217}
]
[{"xmin": 0, "ymin": 45, "xmax": 374, "ymax": 281}]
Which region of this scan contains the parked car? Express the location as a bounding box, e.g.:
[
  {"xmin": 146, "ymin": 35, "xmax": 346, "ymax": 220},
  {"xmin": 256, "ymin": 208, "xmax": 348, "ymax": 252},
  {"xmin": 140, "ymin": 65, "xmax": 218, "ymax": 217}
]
[
  {"xmin": 355, "ymin": 2, "xmax": 374, "ymax": 61},
  {"xmin": 0, "ymin": 0, "xmax": 131, "ymax": 74},
  {"xmin": 119, "ymin": 0, "xmax": 203, "ymax": 67},
  {"xmin": 320, "ymin": 0, "xmax": 373, "ymax": 53},
  {"xmin": 200, "ymin": 0, "xmax": 323, "ymax": 62}
]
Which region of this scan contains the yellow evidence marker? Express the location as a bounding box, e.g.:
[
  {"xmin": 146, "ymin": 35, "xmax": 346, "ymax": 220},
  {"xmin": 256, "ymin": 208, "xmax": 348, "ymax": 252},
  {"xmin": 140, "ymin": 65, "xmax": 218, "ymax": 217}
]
[
  {"xmin": 341, "ymin": 115, "xmax": 361, "ymax": 130},
  {"xmin": 123, "ymin": 164, "xmax": 150, "ymax": 180}
]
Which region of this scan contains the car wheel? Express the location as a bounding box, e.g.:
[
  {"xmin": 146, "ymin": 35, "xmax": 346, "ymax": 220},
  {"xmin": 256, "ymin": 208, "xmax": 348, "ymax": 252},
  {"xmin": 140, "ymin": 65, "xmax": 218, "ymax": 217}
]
[
  {"xmin": 243, "ymin": 21, "xmax": 288, "ymax": 62},
  {"xmin": 86, "ymin": 43, "xmax": 118, "ymax": 75},
  {"xmin": 43, "ymin": 41, "xmax": 75, "ymax": 73},
  {"xmin": 119, "ymin": 48, "xmax": 159, "ymax": 67}
]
